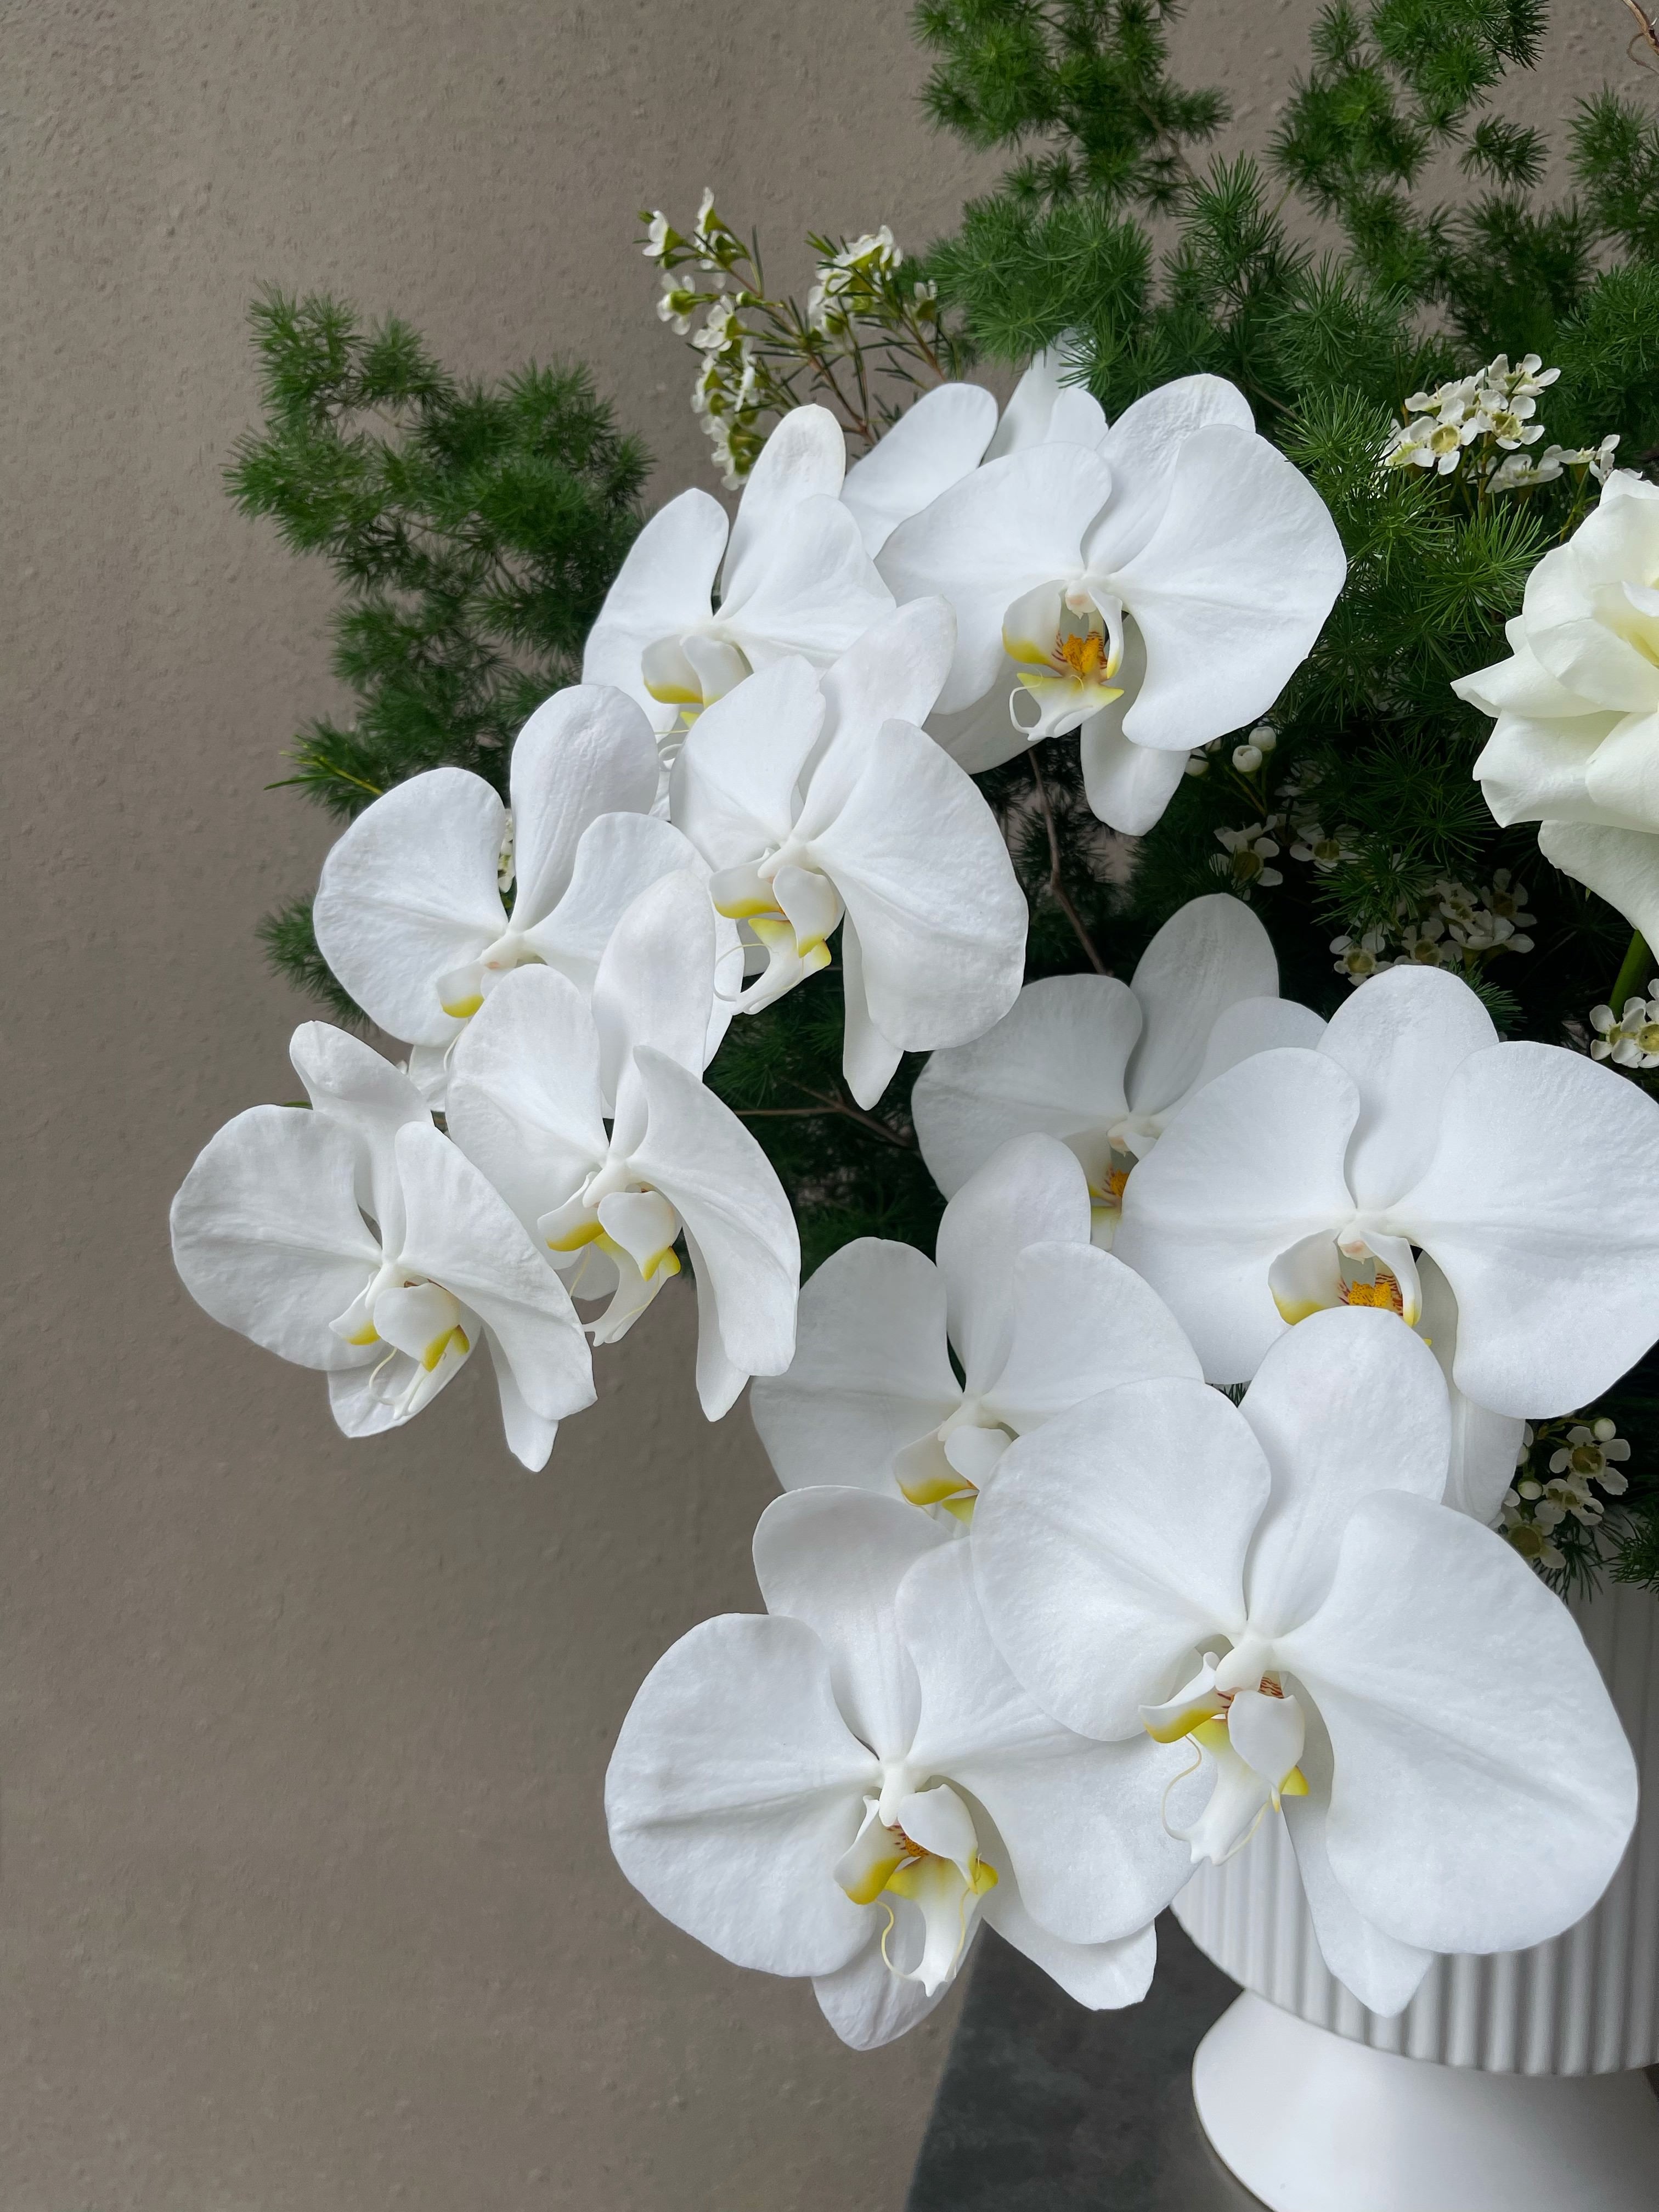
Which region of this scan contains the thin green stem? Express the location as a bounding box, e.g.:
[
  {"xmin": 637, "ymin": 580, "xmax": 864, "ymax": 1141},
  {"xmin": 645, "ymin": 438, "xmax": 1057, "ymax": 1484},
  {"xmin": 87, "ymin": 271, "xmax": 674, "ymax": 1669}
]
[{"xmin": 1609, "ymin": 930, "xmax": 1653, "ymax": 1011}]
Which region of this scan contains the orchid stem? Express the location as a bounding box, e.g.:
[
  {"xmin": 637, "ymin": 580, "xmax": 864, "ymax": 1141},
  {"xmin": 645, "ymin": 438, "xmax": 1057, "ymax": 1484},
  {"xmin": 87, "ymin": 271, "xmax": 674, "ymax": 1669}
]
[
  {"xmin": 738, "ymin": 1090, "xmax": 916, "ymax": 1150},
  {"xmin": 1026, "ymin": 747, "xmax": 1109, "ymax": 975},
  {"xmin": 1609, "ymin": 930, "xmax": 1652, "ymax": 1011}
]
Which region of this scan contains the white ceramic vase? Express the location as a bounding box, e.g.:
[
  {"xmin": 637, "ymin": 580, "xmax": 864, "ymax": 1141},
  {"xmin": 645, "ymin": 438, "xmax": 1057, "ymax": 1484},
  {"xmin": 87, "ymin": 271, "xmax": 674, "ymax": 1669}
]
[{"xmin": 1175, "ymin": 1578, "xmax": 1659, "ymax": 2211}]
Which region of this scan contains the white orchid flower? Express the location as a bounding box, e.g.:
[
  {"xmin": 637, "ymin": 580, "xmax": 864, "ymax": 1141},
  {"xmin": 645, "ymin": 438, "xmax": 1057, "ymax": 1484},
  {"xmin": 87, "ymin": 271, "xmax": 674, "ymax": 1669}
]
[
  {"xmin": 580, "ymin": 405, "xmax": 894, "ymax": 747},
  {"xmin": 839, "ymin": 382, "xmax": 998, "ymax": 556},
  {"xmin": 751, "ymin": 1135, "xmax": 1200, "ymax": 1522},
  {"xmin": 878, "ymin": 374, "xmax": 1347, "ymax": 834},
  {"xmin": 972, "ymin": 1307, "xmax": 1639, "ymax": 2016},
  {"xmin": 445, "ymin": 870, "xmax": 798, "ymax": 1418},
  {"xmin": 606, "ymin": 1487, "xmax": 1191, "ymax": 2049},
  {"xmin": 1114, "ymin": 963, "xmax": 1659, "ymax": 1430},
  {"xmin": 311, "ymin": 683, "xmax": 739, "ymax": 1103},
  {"xmin": 913, "ymin": 893, "xmax": 1324, "ymax": 1242},
  {"xmin": 169, "ymin": 1024, "xmax": 595, "ymax": 1469},
  {"xmin": 669, "ymin": 601, "xmax": 1028, "ymax": 1108},
  {"xmin": 1454, "ymin": 471, "xmax": 1659, "ymax": 944}
]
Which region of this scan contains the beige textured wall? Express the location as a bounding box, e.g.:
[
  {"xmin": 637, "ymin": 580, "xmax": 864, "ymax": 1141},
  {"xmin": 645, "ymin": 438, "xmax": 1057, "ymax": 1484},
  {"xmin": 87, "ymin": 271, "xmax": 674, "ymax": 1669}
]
[{"xmin": 2, "ymin": 3, "xmax": 1641, "ymax": 2206}]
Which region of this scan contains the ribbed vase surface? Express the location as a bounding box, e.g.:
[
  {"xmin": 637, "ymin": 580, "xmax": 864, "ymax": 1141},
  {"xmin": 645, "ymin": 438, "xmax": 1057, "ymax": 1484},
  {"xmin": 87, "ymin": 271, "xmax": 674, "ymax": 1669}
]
[{"xmin": 1173, "ymin": 1580, "xmax": 1659, "ymax": 2075}]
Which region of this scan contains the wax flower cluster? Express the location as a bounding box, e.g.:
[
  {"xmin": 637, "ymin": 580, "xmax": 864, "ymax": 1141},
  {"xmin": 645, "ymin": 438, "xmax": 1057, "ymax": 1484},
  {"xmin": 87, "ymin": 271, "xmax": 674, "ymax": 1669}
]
[
  {"xmin": 1382, "ymin": 353, "xmax": 1619, "ymax": 495},
  {"xmin": 642, "ymin": 193, "xmax": 956, "ymax": 487},
  {"xmin": 176, "ymin": 352, "xmax": 1659, "ymax": 2054}
]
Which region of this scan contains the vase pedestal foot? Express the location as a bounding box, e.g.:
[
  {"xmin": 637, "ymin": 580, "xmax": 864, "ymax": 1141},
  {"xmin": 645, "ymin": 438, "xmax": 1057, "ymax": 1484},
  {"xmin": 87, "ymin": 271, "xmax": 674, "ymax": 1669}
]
[{"xmin": 1192, "ymin": 1991, "xmax": 1659, "ymax": 2212}]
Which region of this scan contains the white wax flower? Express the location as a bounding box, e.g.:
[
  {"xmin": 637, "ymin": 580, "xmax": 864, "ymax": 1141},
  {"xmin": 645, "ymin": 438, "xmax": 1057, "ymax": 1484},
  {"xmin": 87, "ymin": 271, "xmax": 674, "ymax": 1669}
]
[
  {"xmin": 580, "ymin": 405, "xmax": 894, "ymax": 742},
  {"xmin": 312, "ymin": 683, "xmax": 738, "ymax": 1104},
  {"xmin": 971, "ymin": 1308, "xmax": 1639, "ymax": 2016},
  {"xmin": 877, "ymin": 373, "xmax": 1347, "ymax": 834},
  {"xmin": 445, "ymin": 870, "xmax": 798, "ymax": 1419},
  {"xmin": 1114, "ymin": 963, "xmax": 1659, "ymax": 1444},
  {"xmin": 1454, "ymin": 471, "xmax": 1659, "ymax": 943},
  {"xmin": 669, "ymin": 601, "xmax": 1028, "ymax": 1108},
  {"xmin": 606, "ymin": 1487, "xmax": 1190, "ymax": 2049},
  {"xmin": 169, "ymin": 1025, "xmax": 595, "ymax": 1469},
  {"xmin": 750, "ymin": 1134, "xmax": 1200, "ymax": 1521},
  {"xmin": 912, "ymin": 893, "xmax": 1324, "ymax": 1237}
]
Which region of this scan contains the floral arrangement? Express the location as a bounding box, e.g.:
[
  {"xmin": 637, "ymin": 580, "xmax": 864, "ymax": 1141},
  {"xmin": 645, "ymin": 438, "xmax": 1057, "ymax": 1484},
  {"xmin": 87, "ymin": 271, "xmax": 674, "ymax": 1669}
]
[{"xmin": 178, "ymin": 1, "xmax": 1659, "ymax": 2055}]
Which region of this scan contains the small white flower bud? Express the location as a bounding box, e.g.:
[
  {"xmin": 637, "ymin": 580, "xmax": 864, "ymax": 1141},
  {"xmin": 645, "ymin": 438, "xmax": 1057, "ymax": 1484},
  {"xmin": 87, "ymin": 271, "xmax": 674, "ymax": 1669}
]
[{"xmin": 1232, "ymin": 743, "xmax": 1263, "ymax": 773}]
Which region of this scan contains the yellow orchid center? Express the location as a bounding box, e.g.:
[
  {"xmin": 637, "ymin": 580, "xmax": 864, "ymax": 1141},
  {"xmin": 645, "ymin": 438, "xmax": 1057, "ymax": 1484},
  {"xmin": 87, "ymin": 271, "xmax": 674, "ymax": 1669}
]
[
  {"xmin": 1002, "ymin": 585, "xmax": 1125, "ymax": 740},
  {"xmin": 1338, "ymin": 1247, "xmax": 1405, "ymax": 1314}
]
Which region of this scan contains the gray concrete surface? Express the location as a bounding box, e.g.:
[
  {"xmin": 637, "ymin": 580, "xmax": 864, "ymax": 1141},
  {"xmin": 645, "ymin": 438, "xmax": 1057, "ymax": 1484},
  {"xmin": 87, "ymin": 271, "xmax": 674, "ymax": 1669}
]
[{"xmin": 1, "ymin": 2, "xmax": 1643, "ymax": 2205}]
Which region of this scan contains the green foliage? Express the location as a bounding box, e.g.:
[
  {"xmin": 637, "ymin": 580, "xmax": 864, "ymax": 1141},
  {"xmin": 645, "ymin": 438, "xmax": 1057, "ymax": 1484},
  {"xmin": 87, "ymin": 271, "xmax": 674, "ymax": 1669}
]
[
  {"xmin": 229, "ymin": 290, "xmax": 647, "ymax": 998},
  {"xmin": 914, "ymin": 0, "xmax": 1227, "ymax": 212}
]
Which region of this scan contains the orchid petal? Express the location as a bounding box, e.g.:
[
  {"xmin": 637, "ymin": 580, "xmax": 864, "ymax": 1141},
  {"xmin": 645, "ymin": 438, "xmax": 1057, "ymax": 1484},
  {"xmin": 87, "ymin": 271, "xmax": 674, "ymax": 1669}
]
[
  {"xmin": 1416, "ymin": 1254, "xmax": 1526, "ymax": 1522},
  {"xmin": 628, "ymin": 1046, "xmax": 800, "ymax": 1397},
  {"xmin": 1114, "ymin": 1049, "xmax": 1358, "ymax": 1385},
  {"xmin": 878, "ymin": 447, "xmax": 1116, "ymax": 713},
  {"xmin": 605, "ymin": 1613, "xmax": 878, "ymax": 1977},
  {"xmin": 1090, "ymin": 375, "xmax": 1255, "ymax": 569},
  {"xmin": 444, "ymin": 965, "xmax": 608, "ymax": 1239},
  {"xmin": 327, "ymin": 1358, "xmax": 412, "ymax": 1439},
  {"xmin": 580, "ymin": 489, "xmax": 729, "ymax": 730},
  {"xmin": 1319, "ymin": 966, "xmax": 1497, "ymax": 1212},
  {"xmin": 1281, "ymin": 1716, "xmax": 1436, "ymax": 2017},
  {"xmin": 901, "ymin": 1544, "xmax": 1192, "ymax": 1943},
  {"xmin": 838, "ymin": 915, "xmax": 905, "ymax": 1110},
  {"xmin": 807, "ymin": 715, "xmax": 1026, "ymax": 1051},
  {"xmin": 312, "ymin": 766, "xmax": 507, "ymax": 1046},
  {"xmin": 913, "ymin": 974, "xmax": 1139, "ymax": 1199},
  {"xmin": 1175, "ymin": 995, "xmax": 1327, "ymax": 1113},
  {"xmin": 1125, "ymin": 893, "xmax": 1279, "ymax": 1118},
  {"xmin": 840, "ymin": 385, "xmax": 997, "ymax": 555},
  {"xmin": 1109, "ymin": 424, "xmax": 1346, "ymax": 753},
  {"xmin": 393, "ymin": 1122, "xmax": 594, "ymax": 1437},
  {"xmin": 1236, "ymin": 1307, "xmax": 1449, "ymax": 1637},
  {"xmin": 1077, "ymin": 706, "xmax": 1188, "ymax": 833},
  {"xmin": 1396, "ymin": 1040, "xmax": 1659, "ymax": 1413},
  {"xmin": 981, "ymin": 1887, "xmax": 1157, "ymax": 2011},
  {"xmin": 973, "ymin": 1378, "xmax": 1267, "ymax": 1740},
  {"xmin": 289, "ymin": 1021, "xmax": 430, "ymax": 1253},
  {"xmin": 812, "ymin": 1937, "xmax": 947, "ymax": 2050},
  {"xmin": 720, "ymin": 494, "xmax": 893, "ymax": 669},
  {"xmin": 753, "ymin": 1488, "xmax": 949, "ymax": 1764},
  {"xmin": 591, "ymin": 869, "xmax": 715, "ymax": 1094},
  {"xmin": 983, "ymin": 347, "xmax": 1108, "ymax": 459},
  {"xmin": 522, "ymin": 811, "xmax": 737, "ymax": 1058},
  {"xmin": 669, "ymin": 656, "xmax": 825, "ymax": 865},
  {"xmin": 1279, "ymin": 1491, "xmax": 1638, "ymax": 1956},
  {"xmin": 935, "ymin": 1135, "xmax": 1091, "ymax": 1393},
  {"xmin": 507, "ymin": 684, "xmax": 661, "ymax": 925},
  {"xmin": 1227, "ymin": 1688, "xmax": 1306, "ymax": 1790},
  {"xmin": 170, "ymin": 1105, "xmax": 380, "ymax": 1369},
  {"xmin": 749, "ymin": 1240, "xmax": 960, "ymax": 1497},
  {"xmin": 813, "ymin": 596, "xmax": 958, "ymax": 767},
  {"xmin": 928, "ymin": 669, "xmax": 1035, "ymax": 776},
  {"xmin": 722, "ymin": 404, "xmax": 847, "ymax": 586},
  {"xmin": 988, "ymin": 1244, "xmax": 1204, "ymax": 1435},
  {"xmin": 486, "ymin": 1331, "xmax": 561, "ymax": 1472}
]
